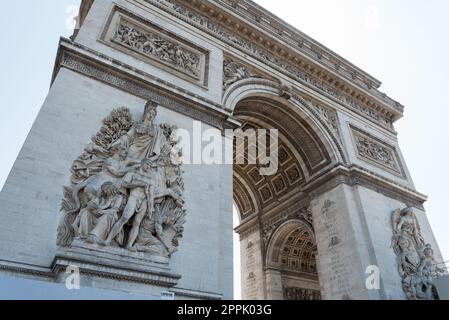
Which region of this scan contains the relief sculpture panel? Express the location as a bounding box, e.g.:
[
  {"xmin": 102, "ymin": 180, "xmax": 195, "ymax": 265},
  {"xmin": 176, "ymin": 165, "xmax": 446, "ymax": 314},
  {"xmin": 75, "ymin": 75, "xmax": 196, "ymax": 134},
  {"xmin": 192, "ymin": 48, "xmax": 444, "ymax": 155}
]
[
  {"xmin": 101, "ymin": 6, "xmax": 209, "ymax": 87},
  {"xmin": 57, "ymin": 101, "xmax": 186, "ymax": 260}
]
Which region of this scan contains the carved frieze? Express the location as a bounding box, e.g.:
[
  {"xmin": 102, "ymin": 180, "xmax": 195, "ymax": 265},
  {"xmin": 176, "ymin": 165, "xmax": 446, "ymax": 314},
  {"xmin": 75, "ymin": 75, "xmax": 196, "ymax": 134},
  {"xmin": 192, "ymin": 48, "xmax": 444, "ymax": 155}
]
[
  {"xmin": 262, "ymin": 207, "xmax": 313, "ymax": 249},
  {"xmin": 57, "ymin": 101, "xmax": 186, "ymax": 260},
  {"xmin": 283, "ymin": 286, "xmax": 321, "ymax": 300},
  {"xmin": 351, "ymin": 126, "xmax": 403, "ymax": 176},
  {"xmin": 392, "ymin": 207, "xmax": 445, "ymax": 300},
  {"xmin": 102, "ymin": 6, "xmax": 209, "ymax": 86}
]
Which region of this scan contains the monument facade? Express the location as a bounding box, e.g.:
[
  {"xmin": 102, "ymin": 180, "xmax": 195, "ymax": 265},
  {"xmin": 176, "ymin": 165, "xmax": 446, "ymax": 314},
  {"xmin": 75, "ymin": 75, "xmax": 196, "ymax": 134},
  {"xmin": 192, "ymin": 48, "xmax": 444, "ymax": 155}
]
[{"xmin": 0, "ymin": 0, "xmax": 445, "ymax": 299}]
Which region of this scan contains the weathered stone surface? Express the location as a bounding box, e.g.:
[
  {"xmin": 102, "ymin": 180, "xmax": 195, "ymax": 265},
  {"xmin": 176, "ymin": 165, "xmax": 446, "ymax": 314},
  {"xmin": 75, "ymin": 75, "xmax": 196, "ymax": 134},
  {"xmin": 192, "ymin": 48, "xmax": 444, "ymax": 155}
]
[{"xmin": 0, "ymin": 0, "xmax": 445, "ymax": 300}]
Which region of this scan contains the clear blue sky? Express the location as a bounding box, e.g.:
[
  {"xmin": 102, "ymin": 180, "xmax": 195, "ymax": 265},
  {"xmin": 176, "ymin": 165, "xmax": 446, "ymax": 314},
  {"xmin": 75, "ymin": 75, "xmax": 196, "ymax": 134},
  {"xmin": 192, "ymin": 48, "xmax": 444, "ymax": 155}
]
[{"xmin": 1, "ymin": 0, "xmax": 448, "ymax": 299}]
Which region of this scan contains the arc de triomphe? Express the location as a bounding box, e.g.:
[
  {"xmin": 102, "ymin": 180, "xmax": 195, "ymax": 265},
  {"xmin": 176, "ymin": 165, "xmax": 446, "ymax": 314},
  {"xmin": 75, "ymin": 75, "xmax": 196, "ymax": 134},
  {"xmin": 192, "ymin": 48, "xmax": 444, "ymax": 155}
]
[{"xmin": 0, "ymin": 0, "xmax": 445, "ymax": 300}]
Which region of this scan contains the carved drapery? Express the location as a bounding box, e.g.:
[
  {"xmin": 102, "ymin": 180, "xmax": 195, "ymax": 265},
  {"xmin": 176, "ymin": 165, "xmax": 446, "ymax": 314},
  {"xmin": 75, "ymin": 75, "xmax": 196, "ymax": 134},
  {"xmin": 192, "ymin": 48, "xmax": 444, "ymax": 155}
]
[
  {"xmin": 57, "ymin": 101, "xmax": 186, "ymax": 259},
  {"xmin": 392, "ymin": 207, "xmax": 444, "ymax": 300}
]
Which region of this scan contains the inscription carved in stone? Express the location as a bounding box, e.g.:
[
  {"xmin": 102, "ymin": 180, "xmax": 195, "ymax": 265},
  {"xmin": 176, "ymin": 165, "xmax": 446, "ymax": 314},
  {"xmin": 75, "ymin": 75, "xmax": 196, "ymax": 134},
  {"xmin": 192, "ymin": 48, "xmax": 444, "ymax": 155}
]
[
  {"xmin": 392, "ymin": 207, "xmax": 444, "ymax": 300},
  {"xmin": 57, "ymin": 101, "xmax": 186, "ymax": 259},
  {"xmin": 320, "ymin": 200, "xmax": 352, "ymax": 298}
]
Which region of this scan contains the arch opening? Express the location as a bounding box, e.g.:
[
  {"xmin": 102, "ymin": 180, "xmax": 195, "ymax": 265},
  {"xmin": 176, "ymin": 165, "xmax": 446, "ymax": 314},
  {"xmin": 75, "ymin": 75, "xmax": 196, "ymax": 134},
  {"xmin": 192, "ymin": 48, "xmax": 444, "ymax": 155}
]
[
  {"xmin": 232, "ymin": 92, "xmax": 338, "ymax": 299},
  {"xmin": 266, "ymin": 221, "xmax": 321, "ymax": 300}
]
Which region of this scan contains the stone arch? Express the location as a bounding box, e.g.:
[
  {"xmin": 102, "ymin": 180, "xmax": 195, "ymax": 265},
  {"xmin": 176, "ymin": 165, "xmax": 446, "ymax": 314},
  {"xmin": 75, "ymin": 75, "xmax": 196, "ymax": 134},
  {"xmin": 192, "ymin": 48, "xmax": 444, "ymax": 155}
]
[
  {"xmin": 231, "ymin": 85, "xmax": 339, "ymax": 299},
  {"xmin": 265, "ymin": 219, "xmax": 321, "ymax": 300},
  {"xmin": 225, "ymin": 80, "xmax": 347, "ymax": 166},
  {"xmin": 231, "ymin": 92, "xmax": 345, "ymax": 223}
]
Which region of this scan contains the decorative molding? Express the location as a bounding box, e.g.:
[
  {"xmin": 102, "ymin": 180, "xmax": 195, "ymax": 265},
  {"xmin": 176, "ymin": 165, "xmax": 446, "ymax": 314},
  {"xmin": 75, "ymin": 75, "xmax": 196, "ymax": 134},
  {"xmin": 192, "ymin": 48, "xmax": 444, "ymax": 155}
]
[
  {"xmin": 101, "ymin": 5, "xmax": 209, "ymax": 87},
  {"xmin": 351, "ymin": 125, "xmax": 404, "ymax": 177},
  {"xmin": 290, "ymin": 93, "xmax": 347, "ymax": 165},
  {"xmin": 221, "ymin": 0, "xmax": 377, "ymax": 90},
  {"xmin": 223, "ymin": 58, "xmax": 263, "ymax": 92},
  {"xmin": 235, "ymin": 98, "xmax": 332, "ymax": 173},
  {"xmin": 143, "ymin": 0, "xmax": 401, "ymax": 130},
  {"xmin": 0, "ymin": 259, "xmax": 55, "ymax": 279},
  {"xmin": 262, "ymin": 207, "xmax": 314, "ymax": 250},
  {"xmin": 54, "ymin": 39, "xmax": 235, "ymax": 130},
  {"xmin": 233, "ymin": 175, "xmax": 257, "ymax": 219},
  {"xmin": 57, "ymin": 103, "xmax": 186, "ymax": 261},
  {"xmin": 306, "ymin": 99, "xmax": 341, "ymax": 142},
  {"xmin": 238, "ymin": 224, "xmax": 260, "ymax": 240},
  {"xmin": 53, "ymin": 256, "xmax": 181, "ymax": 287},
  {"xmin": 170, "ymin": 287, "xmax": 224, "ymax": 300}
]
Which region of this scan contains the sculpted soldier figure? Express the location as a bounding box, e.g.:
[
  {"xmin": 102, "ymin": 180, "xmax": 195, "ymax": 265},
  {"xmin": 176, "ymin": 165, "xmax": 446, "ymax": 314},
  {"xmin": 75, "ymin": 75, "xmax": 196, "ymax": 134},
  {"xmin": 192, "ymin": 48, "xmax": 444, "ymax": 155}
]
[
  {"xmin": 105, "ymin": 158, "xmax": 157, "ymax": 249},
  {"xmin": 73, "ymin": 182, "xmax": 124, "ymax": 242},
  {"xmin": 392, "ymin": 207, "xmax": 445, "ymax": 300}
]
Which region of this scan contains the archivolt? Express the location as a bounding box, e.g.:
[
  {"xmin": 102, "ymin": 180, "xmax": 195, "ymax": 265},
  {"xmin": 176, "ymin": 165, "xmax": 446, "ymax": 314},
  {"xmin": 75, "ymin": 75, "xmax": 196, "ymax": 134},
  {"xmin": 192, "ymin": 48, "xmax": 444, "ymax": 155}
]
[{"xmin": 224, "ymin": 79, "xmax": 347, "ymax": 165}]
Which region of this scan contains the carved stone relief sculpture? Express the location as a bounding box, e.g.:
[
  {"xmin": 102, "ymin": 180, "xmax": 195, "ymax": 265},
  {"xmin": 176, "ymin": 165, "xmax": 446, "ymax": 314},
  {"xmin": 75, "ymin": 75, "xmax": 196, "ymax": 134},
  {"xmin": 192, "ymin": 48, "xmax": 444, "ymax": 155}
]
[
  {"xmin": 114, "ymin": 21, "xmax": 201, "ymax": 78},
  {"xmin": 57, "ymin": 101, "xmax": 186, "ymax": 259},
  {"xmin": 102, "ymin": 6, "xmax": 208, "ymax": 86},
  {"xmin": 392, "ymin": 207, "xmax": 444, "ymax": 300},
  {"xmin": 223, "ymin": 59, "xmax": 262, "ymax": 91},
  {"xmin": 351, "ymin": 126, "xmax": 403, "ymax": 176}
]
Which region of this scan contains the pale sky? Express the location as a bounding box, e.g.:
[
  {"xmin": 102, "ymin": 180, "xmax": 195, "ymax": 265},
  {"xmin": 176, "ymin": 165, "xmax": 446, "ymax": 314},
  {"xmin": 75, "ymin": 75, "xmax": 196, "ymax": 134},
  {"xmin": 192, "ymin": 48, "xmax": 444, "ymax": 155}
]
[{"xmin": 0, "ymin": 1, "xmax": 448, "ymax": 299}]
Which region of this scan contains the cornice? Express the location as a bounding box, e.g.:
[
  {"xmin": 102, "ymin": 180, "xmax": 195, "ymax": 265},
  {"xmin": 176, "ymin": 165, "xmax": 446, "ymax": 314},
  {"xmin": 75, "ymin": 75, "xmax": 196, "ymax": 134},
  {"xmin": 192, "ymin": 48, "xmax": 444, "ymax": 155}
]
[
  {"xmin": 52, "ymin": 38, "xmax": 240, "ymax": 130},
  {"xmin": 156, "ymin": 0, "xmax": 404, "ymax": 122}
]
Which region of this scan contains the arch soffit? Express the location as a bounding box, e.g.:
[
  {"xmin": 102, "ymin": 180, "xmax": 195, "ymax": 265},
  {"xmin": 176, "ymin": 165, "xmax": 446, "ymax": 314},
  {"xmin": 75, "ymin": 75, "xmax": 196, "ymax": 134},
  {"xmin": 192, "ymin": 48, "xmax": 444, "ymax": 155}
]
[{"xmin": 266, "ymin": 219, "xmax": 316, "ymax": 268}]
